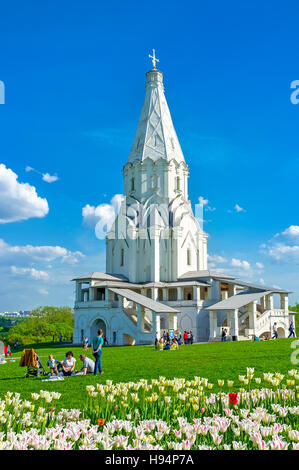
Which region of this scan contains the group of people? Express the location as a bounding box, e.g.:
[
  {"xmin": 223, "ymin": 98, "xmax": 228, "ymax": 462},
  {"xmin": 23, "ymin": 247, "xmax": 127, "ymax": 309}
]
[
  {"xmin": 47, "ymin": 328, "xmax": 105, "ymax": 377},
  {"xmin": 3, "ymin": 344, "xmax": 12, "ymax": 357},
  {"xmin": 221, "ymin": 320, "xmax": 297, "ymax": 342},
  {"xmin": 155, "ymin": 329, "xmax": 194, "ymax": 350}
]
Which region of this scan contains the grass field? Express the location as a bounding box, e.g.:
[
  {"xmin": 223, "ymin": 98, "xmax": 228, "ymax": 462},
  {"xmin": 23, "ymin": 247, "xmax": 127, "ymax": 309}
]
[{"xmin": 0, "ymin": 338, "xmax": 297, "ymax": 410}]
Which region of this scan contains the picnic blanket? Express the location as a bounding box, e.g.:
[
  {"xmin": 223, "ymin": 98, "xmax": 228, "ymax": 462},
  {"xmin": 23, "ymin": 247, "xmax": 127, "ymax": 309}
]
[{"xmin": 41, "ymin": 375, "xmax": 64, "ymax": 382}]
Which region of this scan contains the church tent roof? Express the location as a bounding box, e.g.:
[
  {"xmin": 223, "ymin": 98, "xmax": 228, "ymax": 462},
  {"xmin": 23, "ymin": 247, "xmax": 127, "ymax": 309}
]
[
  {"xmin": 217, "ymin": 278, "xmax": 291, "ymax": 294},
  {"xmin": 207, "ymin": 290, "xmax": 273, "ymax": 311},
  {"xmin": 126, "ymin": 68, "xmax": 185, "ymax": 165}
]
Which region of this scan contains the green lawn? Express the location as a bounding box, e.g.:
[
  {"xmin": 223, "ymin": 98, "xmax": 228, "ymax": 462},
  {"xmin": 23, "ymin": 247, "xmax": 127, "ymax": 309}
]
[{"xmin": 0, "ymin": 338, "xmax": 297, "ymax": 410}]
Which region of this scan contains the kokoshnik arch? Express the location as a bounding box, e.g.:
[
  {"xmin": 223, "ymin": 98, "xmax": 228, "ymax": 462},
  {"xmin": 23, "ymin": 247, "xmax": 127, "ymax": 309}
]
[{"xmin": 72, "ymin": 52, "xmax": 294, "ymax": 346}]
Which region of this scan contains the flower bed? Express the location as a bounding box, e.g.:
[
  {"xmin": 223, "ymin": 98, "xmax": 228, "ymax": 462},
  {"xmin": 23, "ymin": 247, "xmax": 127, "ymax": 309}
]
[{"xmin": 0, "ymin": 368, "xmax": 298, "ymax": 450}]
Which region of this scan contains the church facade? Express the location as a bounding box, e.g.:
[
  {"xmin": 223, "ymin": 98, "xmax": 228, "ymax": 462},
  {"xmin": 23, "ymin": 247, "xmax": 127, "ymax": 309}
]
[{"xmin": 73, "ymin": 56, "xmax": 294, "ymax": 346}]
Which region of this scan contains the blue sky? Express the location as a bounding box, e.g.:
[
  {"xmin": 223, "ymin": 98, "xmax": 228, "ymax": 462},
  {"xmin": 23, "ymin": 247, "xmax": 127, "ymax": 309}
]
[{"xmin": 0, "ymin": 0, "xmax": 298, "ymax": 310}]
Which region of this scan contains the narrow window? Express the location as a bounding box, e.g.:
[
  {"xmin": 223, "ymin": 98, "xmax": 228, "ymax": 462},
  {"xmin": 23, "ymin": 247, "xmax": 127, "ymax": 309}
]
[
  {"xmin": 120, "ymin": 248, "xmax": 124, "ymax": 266},
  {"xmin": 175, "ymin": 176, "xmax": 180, "ymax": 190},
  {"xmin": 131, "ymin": 177, "xmax": 135, "ymax": 191},
  {"xmin": 187, "ymin": 248, "xmax": 191, "ymax": 266}
]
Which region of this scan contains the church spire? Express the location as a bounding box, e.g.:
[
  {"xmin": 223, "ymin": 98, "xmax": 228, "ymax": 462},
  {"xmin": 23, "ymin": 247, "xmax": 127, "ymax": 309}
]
[{"xmin": 127, "ymin": 52, "xmax": 185, "ymax": 164}]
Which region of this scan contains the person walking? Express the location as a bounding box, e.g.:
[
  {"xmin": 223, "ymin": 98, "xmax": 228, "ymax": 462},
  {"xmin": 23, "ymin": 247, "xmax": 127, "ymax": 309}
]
[
  {"xmin": 221, "ymin": 327, "xmax": 227, "ymax": 342},
  {"xmin": 92, "ymin": 329, "xmax": 104, "ymax": 376},
  {"xmin": 288, "ymin": 321, "xmax": 296, "ymax": 338},
  {"xmin": 272, "ymin": 323, "xmax": 278, "ymax": 339}
]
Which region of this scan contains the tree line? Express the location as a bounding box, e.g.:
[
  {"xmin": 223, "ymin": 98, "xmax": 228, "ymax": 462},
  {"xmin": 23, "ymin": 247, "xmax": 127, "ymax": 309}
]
[{"xmin": 3, "ymin": 306, "xmax": 74, "ymax": 346}]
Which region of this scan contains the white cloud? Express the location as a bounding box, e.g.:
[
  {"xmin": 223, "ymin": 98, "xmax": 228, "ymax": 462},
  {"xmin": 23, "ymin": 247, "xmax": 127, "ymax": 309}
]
[
  {"xmin": 208, "ymin": 254, "xmax": 227, "ymax": 268},
  {"xmin": 231, "ymin": 258, "xmax": 251, "ymax": 270},
  {"xmin": 38, "ymin": 288, "xmax": 49, "ymax": 295},
  {"xmin": 228, "ymin": 204, "xmax": 246, "ymax": 213},
  {"xmin": 0, "ymin": 164, "xmax": 49, "ymax": 223},
  {"xmin": 256, "ymin": 262, "xmax": 264, "ymax": 269},
  {"xmin": 0, "ymin": 239, "xmax": 84, "ymax": 266},
  {"xmin": 198, "ymin": 196, "xmax": 209, "ymax": 206},
  {"xmin": 262, "ymin": 225, "xmax": 299, "ymax": 264},
  {"xmin": 82, "ymin": 194, "xmax": 124, "ymax": 231},
  {"xmin": 198, "ymin": 196, "xmax": 216, "ymax": 212},
  {"xmin": 235, "ymin": 204, "xmax": 246, "ymax": 212},
  {"xmin": 11, "ymin": 266, "xmax": 49, "ymax": 280},
  {"xmin": 42, "ymin": 173, "xmax": 59, "ymax": 183},
  {"xmin": 26, "ymin": 166, "xmax": 58, "ymax": 183},
  {"xmin": 274, "ymin": 225, "xmax": 299, "ymax": 244}
]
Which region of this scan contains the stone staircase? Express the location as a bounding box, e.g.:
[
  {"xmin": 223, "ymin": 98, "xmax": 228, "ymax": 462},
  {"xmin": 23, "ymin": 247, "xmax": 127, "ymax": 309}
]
[{"xmin": 123, "ymin": 307, "xmax": 152, "ymax": 332}]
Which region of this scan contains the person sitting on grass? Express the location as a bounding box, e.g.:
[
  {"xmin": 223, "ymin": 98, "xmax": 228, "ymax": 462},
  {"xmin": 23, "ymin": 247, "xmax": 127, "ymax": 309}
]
[
  {"xmin": 170, "ymin": 338, "xmax": 179, "ymax": 350},
  {"xmin": 75, "ymin": 354, "xmax": 95, "ymax": 375},
  {"xmin": 47, "ymin": 354, "xmax": 59, "ymax": 376},
  {"xmin": 62, "ymin": 351, "xmax": 76, "ymax": 376},
  {"xmin": 162, "ymin": 337, "xmax": 171, "ymax": 350}
]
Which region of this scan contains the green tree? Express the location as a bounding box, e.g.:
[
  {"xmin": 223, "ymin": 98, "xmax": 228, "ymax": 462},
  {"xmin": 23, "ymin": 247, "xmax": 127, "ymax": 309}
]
[{"xmin": 5, "ymin": 306, "xmax": 74, "ymax": 346}]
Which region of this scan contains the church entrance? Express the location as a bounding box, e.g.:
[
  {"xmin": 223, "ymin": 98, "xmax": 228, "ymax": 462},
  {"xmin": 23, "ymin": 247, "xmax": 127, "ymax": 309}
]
[{"xmin": 90, "ymin": 318, "xmax": 106, "ymax": 341}]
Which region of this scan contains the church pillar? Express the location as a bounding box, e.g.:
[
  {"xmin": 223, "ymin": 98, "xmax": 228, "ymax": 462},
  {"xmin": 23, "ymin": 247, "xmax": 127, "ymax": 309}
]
[
  {"xmin": 231, "ymin": 309, "xmax": 239, "ymax": 340},
  {"xmin": 89, "ymin": 286, "xmax": 94, "ymax": 302},
  {"xmin": 222, "ymin": 290, "xmax": 228, "ymax": 300},
  {"xmin": 266, "ymin": 294, "xmax": 274, "ymax": 311},
  {"xmin": 168, "ymin": 313, "xmax": 175, "ymax": 330},
  {"xmin": 150, "ymin": 227, "xmax": 160, "ymax": 282},
  {"xmin": 155, "ymin": 314, "xmax": 161, "ymax": 337},
  {"xmin": 211, "ymin": 281, "xmax": 221, "ymax": 301},
  {"xmin": 151, "ymin": 287, "xmax": 159, "ymax": 301},
  {"xmin": 76, "ymin": 282, "xmax": 81, "ymax": 302},
  {"xmin": 228, "ymin": 284, "xmax": 236, "ymax": 297},
  {"xmin": 209, "ymin": 311, "xmax": 217, "ymax": 340},
  {"xmin": 280, "ymin": 293, "xmax": 288, "ymax": 313},
  {"xmin": 177, "ymin": 287, "xmax": 183, "ymax": 301},
  {"xmin": 129, "ymin": 229, "xmax": 137, "ymax": 282},
  {"xmin": 137, "ymin": 304, "xmax": 142, "ymax": 332},
  {"xmin": 193, "ymin": 286, "xmax": 201, "ymax": 303},
  {"xmin": 162, "ymin": 288, "xmax": 168, "ymax": 301},
  {"xmin": 248, "ymin": 301, "xmax": 257, "ymax": 335},
  {"xmin": 226, "ymin": 311, "xmax": 231, "ymax": 337},
  {"xmin": 260, "ymin": 296, "xmax": 266, "ymax": 311},
  {"xmin": 173, "ymin": 314, "xmax": 178, "ymax": 331},
  {"xmin": 152, "ymin": 311, "xmax": 157, "ymax": 336}
]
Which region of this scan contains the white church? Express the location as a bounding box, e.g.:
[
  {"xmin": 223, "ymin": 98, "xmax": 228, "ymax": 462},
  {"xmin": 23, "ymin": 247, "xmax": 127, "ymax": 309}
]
[{"xmin": 73, "ymin": 52, "xmax": 294, "ymax": 345}]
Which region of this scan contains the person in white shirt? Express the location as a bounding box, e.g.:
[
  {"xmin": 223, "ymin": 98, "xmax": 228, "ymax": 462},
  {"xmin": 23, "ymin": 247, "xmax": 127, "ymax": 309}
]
[
  {"xmin": 75, "ymin": 354, "xmax": 95, "ymax": 375},
  {"xmin": 62, "ymin": 351, "xmax": 76, "ymax": 376}
]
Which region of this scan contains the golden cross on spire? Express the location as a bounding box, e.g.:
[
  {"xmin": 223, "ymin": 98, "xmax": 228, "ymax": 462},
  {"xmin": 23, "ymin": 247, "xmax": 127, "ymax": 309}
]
[{"xmin": 149, "ymin": 49, "xmax": 159, "ymax": 69}]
